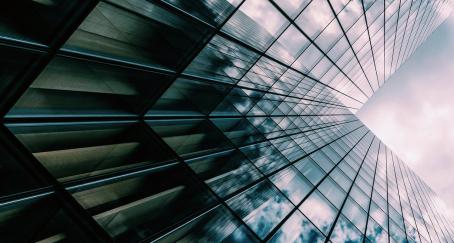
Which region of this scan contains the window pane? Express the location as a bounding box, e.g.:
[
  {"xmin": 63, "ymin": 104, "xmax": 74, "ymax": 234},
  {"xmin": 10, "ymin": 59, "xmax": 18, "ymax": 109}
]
[
  {"xmin": 163, "ymin": 0, "xmax": 242, "ymax": 27},
  {"xmin": 186, "ymin": 149, "xmax": 262, "ymax": 198},
  {"xmin": 72, "ymin": 164, "xmax": 215, "ymax": 241},
  {"xmin": 155, "ymin": 206, "xmax": 258, "ymax": 242},
  {"xmin": 8, "ymin": 121, "xmax": 174, "ymax": 182},
  {"xmin": 294, "ymin": 156, "xmax": 326, "ymax": 184},
  {"xmin": 269, "ymin": 210, "xmax": 325, "ymax": 243},
  {"xmin": 223, "ymin": 0, "xmax": 288, "ymax": 51},
  {"xmin": 300, "ymin": 190, "xmax": 337, "ymax": 235},
  {"xmin": 227, "ymin": 181, "xmax": 293, "ymax": 240},
  {"xmin": 270, "ymin": 166, "xmax": 313, "ymax": 204},
  {"xmin": 64, "ymin": 1, "xmax": 210, "ymax": 70},
  {"xmin": 0, "ymin": 1, "xmax": 79, "ymax": 44}
]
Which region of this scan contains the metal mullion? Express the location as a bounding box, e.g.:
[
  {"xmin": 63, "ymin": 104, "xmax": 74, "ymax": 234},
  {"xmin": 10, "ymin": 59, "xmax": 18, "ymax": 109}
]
[
  {"xmin": 269, "ymin": 0, "xmax": 371, "ymax": 100},
  {"xmin": 179, "ymin": 73, "xmax": 356, "ymax": 109},
  {"xmin": 4, "ymin": 115, "xmax": 139, "ymax": 124},
  {"xmin": 392, "ymin": 153, "xmax": 423, "ymax": 242},
  {"xmin": 400, "ymin": 0, "xmax": 433, "ymax": 63},
  {"xmin": 417, "ymin": 176, "xmax": 454, "ymax": 242},
  {"xmin": 195, "ymin": 113, "xmax": 361, "ymax": 241},
  {"xmin": 218, "ymin": 29, "xmax": 366, "ymax": 105},
  {"xmin": 0, "ymin": 0, "xmax": 101, "ymax": 117},
  {"xmin": 410, "ymin": 0, "xmax": 444, "ymax": 53},
  {"xmin": 407, "ymin": 0, "xmax": 444, "ymax": 58},
  {"xmin": 363, "ymin": 142, "xmax": 382, "ymax": 241},
  {"xmin": 384, "ymin": 147, "xmax": 391, "ymax": 242},
  {"xmin": 324, "ymin": 0, "xmax": 377, "ymax": 95},
  {"xmin": 388, "ymin": 0, "xmax": 403, "ymax": 78},
  {"xmin": 383, "ymin": 0, "xmax": 386, "ymax": 86},
  {"xmin": 360, "ymin": 0, "xmax": 381, "ymax": 90},
  {"xmin": 388, "ymin": 150, "xmax": 410, "ymax": 242},
  {"xmin": 398, "ymin": 158, "xmax": 437, "ymax": 242},
  {"xmin": 0, "ymin": 123, "xmax": 112, "ymax": 242},
  {"xmin": 138, "ymin": 0, "xmax": 246, "ymax": 117},
  {"xmin": 263, "ymin": 128, "xmax": 370, "ymax": 242},
  {"xmin": 391, "ymin": 0, "xmax": 416, "ymax": 73},
  {"xmin": 324, "ymin": 135, "xmax": 376, "ymax": 241},
  {"xmin": 408, "ymin": 166, "xmax": 447, "ymax": 242},
  {"xmin": 139, "ymin": 120, "xmax": 262, "ymax": 242},
  {"xmin": 396, "ymin": 0, "xmax": 425, "ymax": 69}
]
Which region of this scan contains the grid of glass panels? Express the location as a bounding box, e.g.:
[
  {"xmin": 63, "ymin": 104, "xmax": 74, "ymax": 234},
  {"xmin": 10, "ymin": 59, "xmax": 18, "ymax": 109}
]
[{"xmin": 0, "ymin": 0, "xmax": 453, "ymax": 242}]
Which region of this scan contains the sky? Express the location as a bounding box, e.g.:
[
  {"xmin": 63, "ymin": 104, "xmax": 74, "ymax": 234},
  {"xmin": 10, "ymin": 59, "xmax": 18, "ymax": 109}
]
[{"xmin": 357, "ymin": 14, "xmax": 454, "ymax": 216}]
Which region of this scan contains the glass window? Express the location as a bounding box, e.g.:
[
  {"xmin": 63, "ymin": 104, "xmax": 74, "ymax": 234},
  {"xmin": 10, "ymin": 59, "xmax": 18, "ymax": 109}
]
[
  {"xmin": 274, "ymin": 0, "xmax": 311, "ymax": 19},
  {"xmin": 155, "ymin": 205, "xmax": 258, "ymax": 242},
  {"xmin": 8, "ymin": 121, "xmax": 174, "ymax": 182},
  {"xmin": 365, "ymin": 217, "xmax": 388, "ymax": 243},
  {"xmin": 72, "ymin": 163, "xmax": 215, "ymax": 241},
  {"xmin": 148, "ymin": 78, "xmax": 231, "ymax": 116},
  {"xmin": 0, "ymin": 137, "xmax": 47, "ymax": 197},
  {"xmin": 342, "ymin": 198, "xmax": 367, "ymax": 232},
  {"xmin": 186, "ymin": 149, "xmax": 262, "ymax": 198},
  {"xmin": 318, "ymin": 178, "xmax": 346, "ymax": 209},
  {"xmin": 223, "ymin": 0, "xmax": 288, "ymax": 51},
  {"xmin": 163, "ymin": 0, "xmax": 242, "ymax": 27},
  {"xmin": 0, "ymin": 1, "xmax": 79, "ymax": 44},
  {"xmin": 0, "ymin": 45, "xmax": 40, "ymax": 99},
  {"xmin": 64, "ymin": 0, "xmax": 211, "ymax": 70},
  {"xmin": 212, "ymin": 117, "xmax": 266, "ymax": 146},
  {"xmin": 0, "ymin": 194, "xmax": 93, "ymax": 242},
  {"xmin": 241, "ymin": 141, "xmax": 289, "ymax": 175},
  {"xmin": 329, "ymin": 215, "xmax": 363, "ymax": 243},
  {"xmin": 9, "ymin": 55, "xmax": 172, "ymax": 118},
  {"xmin": 227, "ymin": 181, "xmax": 293, "ymax": 240},
  {"xmin": 310, "ymin": 150, "xmax": 335, "ymax": 172},
  {"xmin": 295, "ymin": 0, "xmax": 335, "ymax": 39},
  {"xmin": 294, "ymin": 156, "xmax": 326, "ymax": 184},
  {"xmin": 184, "ymin": 35, "xmax": 260, "ymax": 84},
  {"xmin": 147, "ymin": 118, "xmax": 232, "ymax": 159},
  {"xmin": 269, "ymin": 210, "xmax": 325, "ymax": 243},
  {"xmin": 300, "ymin": 190, "xmax": 337, "ymax": 235},
  {"xmin": 266, "ymin": 25, "xmax": 310, "ymax": 65},
  {"xmin": 270, "ymin": 166, "xmax": 313, "ymax": 204},
  {"xmin": 330, "ymin": 167, "xmax": 352, "ymax": 191}
]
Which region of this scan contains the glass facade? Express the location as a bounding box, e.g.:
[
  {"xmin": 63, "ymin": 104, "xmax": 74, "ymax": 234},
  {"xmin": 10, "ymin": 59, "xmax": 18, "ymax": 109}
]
[{"xmin": 0, "ymin": 0, "xmax": 453, "ymax": 242}]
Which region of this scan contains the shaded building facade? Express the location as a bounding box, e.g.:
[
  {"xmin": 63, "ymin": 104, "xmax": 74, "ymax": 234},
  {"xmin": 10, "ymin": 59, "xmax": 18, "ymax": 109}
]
[{"xmin": 0, "ymin": 0, "xmax": 453, "ymax": 242}]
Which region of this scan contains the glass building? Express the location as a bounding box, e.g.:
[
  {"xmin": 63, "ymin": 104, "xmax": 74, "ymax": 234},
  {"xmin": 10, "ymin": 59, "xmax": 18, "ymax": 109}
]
[{"xmin": 0, "ymin": 0, "xmax": 453, "ymax": 242}]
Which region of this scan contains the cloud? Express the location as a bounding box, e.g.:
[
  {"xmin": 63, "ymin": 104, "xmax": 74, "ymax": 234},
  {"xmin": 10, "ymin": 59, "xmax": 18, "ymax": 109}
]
[{"xmin": 357, "ymin": 14, "xmax": 454, "ymax": 219}]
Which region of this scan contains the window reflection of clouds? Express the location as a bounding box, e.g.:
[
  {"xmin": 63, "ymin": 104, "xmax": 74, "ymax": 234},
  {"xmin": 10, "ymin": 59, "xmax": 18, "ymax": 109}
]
[
  {"xmin": 269, "ymin": 210, "xmax": 325, "ymax": 243},
  {"xmin": 227, "ymin": 181, "xmax": 293, "ymax": 239},
  {"xmin": 330, "ymin": 215, "xmax": 363, "ymax": 243},
  {"xmin": 300, "ymin": 190, "xmax": 337, "ymax": 235}
]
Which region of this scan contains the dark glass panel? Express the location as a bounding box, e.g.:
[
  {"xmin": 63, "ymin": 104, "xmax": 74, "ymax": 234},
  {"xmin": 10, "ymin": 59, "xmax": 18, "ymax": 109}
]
[
  {"xmin": 0, "ymin": 1, "xmax": 78, "ymax": 44},
  {"xmin": 147, "ymin": 118, "xmax": 233, "ymax": 159},
  {"xmin": 0, "ymin": 45, "xmax": 40, "ymax": 98},
  {"xmin": 211, "ymin": 117, "xmax": 266, "ymax": 146},
  {"xmin": 8, "ymin": 121, "xmax": 173, "ymax": 182},
  {"xmin": 155, "ymin": 205, "xmax": 258, "ymax": 242},
  {"xmin": 64, "ymin": 0, "xmax": 211, "ymax": 70},
  {"xmin": 71, "ymin": 163, "xmax": 215, "ymax": 242},
  {"xmin": 0, "ymin": 194, "xmax": 93, "ymax": 242},
  {"xmin": 8, "ymin": 55, "xmax": 171, "ymax": 117},
  {"xmin": 148, "ymin": 78, "xmax": 231, "ymax": 117},
  {"xmin": 186, "ymin": 149, "xmax": 262, "ymax": 198},
  {"xmin": 0, "ymin": 139, "xmax": 47, "ymax": 198}
]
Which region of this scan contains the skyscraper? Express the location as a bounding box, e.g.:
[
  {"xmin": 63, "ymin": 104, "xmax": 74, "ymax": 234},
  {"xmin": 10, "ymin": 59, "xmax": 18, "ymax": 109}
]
[{"xmin": 0, "ymin": 0, "xmax": 452, "ymax": 242}]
